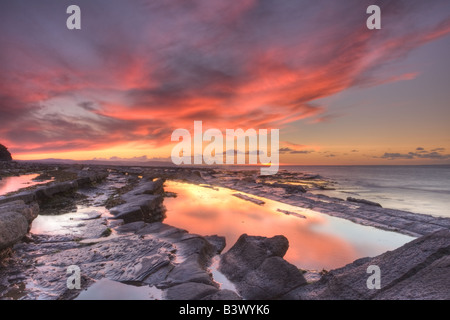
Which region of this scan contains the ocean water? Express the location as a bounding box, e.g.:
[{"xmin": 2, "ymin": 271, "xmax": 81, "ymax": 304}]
[{"xmin": 283, "ymin": 165, "xmax": 450, "ymax": 218}]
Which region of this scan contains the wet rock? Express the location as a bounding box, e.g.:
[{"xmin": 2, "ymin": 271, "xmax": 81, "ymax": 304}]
[
  {"xmin": 0, "ymin": 211, "xmax": 28, "ymax": 251},
  {"xmin": 204, "ymin": 235, "xmax": 226, "ymax": 255},
  {"xmin": 109, "ymin": 178, "xmax": 166, "ymax": 224},
  {"xmin": 0, "ymin": 191, "xmax": 36, "ymax": 205},
  {"xmin": 76, "ymin": 170, "xmax": 109, "ymax": 187},
  {"xmin": 240, "ymin": 256, "xmax": 307, "ymax": 299},
  {"xmin": 76, "ymin": 210, "xmax": 102, "ymax": 220},
  {"xmin": 268, "ymin": 183, "xmax": 307, "ymax": 193},
  {"xmin": 202, "ymin": 290, "xmax": 242, "ymax": 300},
  {"xmin": 109, "ymin": 194, "xmax": 165, "ymax": 224},
  {"xmin": 220, "ymin": 234, "xmax": 289, "ymax": 282},
  {"xmin": 283, "ymin": 229, "xmax": 450, "ymax": 300},
  {"xmin": 232, "ymin": 193, "xmax": 265, "ymax": 205},
  {"xmin": 346, "ymin": 197, "xmax": 382, "ymax": 207},
  {"xmin": 163, "ymin": 254, "xmax": 215, "ymax": 286},
  {"xmin": 219, "ymin": 234, "xmax": 306, "ymax": 299},
  {"xmin": 35, "ymin": 181, "xmax": 78, "ymax": 201},
  {"xmin": 122, "ymin": 178, "xmax": 165, "ymax": 198},
  {"xmin": 0, "ymin": 200, "xmax": 39, "ymax": 227},
  {"xmin": 164, "ymin": 282, "xmax": 219, "ymax": 300}
]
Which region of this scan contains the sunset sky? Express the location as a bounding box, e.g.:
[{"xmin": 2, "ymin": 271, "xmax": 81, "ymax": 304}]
[{"xmin": 1, "ymin": 0, "xmax": 449, "ymax": 165}]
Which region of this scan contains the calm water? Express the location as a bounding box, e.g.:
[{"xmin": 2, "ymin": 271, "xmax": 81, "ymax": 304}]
[
  {"xmin": 0, "ymin": 174, "xmax": 53, "ymax": 196},
  {"xmin": 284, "ymin": 165, "xmax": 450, "ymax": 217},
  {"xmin": 164, "ymin": 181, "xmax": 414, "ymax": 270}
]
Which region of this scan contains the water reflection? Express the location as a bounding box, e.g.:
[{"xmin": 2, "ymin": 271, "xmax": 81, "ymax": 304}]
[
  {"xmin": 0, "ymin": 174, "xmax": 53, "ymax": 196},
  {"xmin": 164, "ymin": 181, "xmax": 415, "ymax": 270}
]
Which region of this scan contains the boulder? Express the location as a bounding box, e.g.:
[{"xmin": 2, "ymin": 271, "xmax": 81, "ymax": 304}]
[
  {"xmin": 0, "ymin": 200, "xmax": 39, "ymax": 227},
  {"xmin": 219, "ymin": 234, "xmax": 306, "ymax": 299},
  {"xmin": 0, "ymin": 211, "xmax": 28, "ymax": 250},
  {"xmin": 219, "ymin": 234, "xmax": 289, "ymax": 282}
]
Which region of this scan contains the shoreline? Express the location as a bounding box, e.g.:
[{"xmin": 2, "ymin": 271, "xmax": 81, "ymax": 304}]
[{"xmin": 0, "ymin": 161, "xmax": 449, "ymax": 300}]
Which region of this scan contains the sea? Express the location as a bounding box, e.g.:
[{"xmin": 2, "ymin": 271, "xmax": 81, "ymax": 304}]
[
  {"xmin": 282, "ymin": 165, "xmax": 450, "ymax": 218},
  {"xmin": 221, "ymin": 164, "xmax": 450, "ymax": 218}
]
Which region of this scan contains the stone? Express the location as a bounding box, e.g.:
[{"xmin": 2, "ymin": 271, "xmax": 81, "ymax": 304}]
[
  {"xmin": 0, "ymin": 200, "xmax": 39, "ymax": 227},
  {"xmin": 202, "ymin": 290, "xmax": 242, "ymax": 300},
  {"xmin": 219, "ymin": 234, "xmax": 289, "ymax": 282},
  {"xmin": 121, "ymin": 178, "xmax": 165, "ymax": 199},
  {"xmin": 34, "ymin": 181, "xmax": 78, "ymax": 201},
  {"xmin": 0, "ymin": 191, "xmax": 36, "ymax": 205},
  {"xmin": 164, "ymin": 282, "xmax": 219, "ymax": 300},
  {"xmin": 347, "ymin": 197, "xmax": 382, "ymax": 207},
  {"xmin": 109, "ymin": 194, "xmax": 165, "ymax": 224},
  {"xmin": 219, "ymin": 234, "xmax": 306, "ymax": 299},
  {"xmin": 0, "ymin": 211, "xmax": 28, "ymax": 250},
  {"xmin": 163, "ymin": 254, "xmax": 215, "ymax": 287},
  {"xmin": 204, "ymin": 235, "xmax": 226, "ymax": 255}
]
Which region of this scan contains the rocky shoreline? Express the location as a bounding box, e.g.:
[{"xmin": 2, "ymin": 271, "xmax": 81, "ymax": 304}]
[{"xmin": 0, "ymin": 162, "xmax": 449, "ymax": 300}]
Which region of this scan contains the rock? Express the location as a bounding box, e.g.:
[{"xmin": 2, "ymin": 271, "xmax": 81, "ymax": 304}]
[
  {"xmin": 109, "ymin": 194, "xmax": 165, "ymax": 224},
  {"xmin": 232, "ymin": 193, "xmax": 265, "ymax": 205},
  {"xmin": 202, "ymin": 289, "xmax": 242, "ymax": 300},
  {"xmin": 109, "ymin": 178, "xmax": 166, "ymax": 224},
  {"xmin": 0, "ymin": 211, "xmax": 28, "ymax": 250},
  {"xmin": 282, "ymin": 229, "xmax": 450, "ymax": 300},
  {"xmin": 122, "ymin": 178, "xmax": 165, "ymax": 199},
  {"xmin": 347, "ymin": 197, "xmax": 382, "ymax": 207},
  {"xmin": 240, "ymin": 256, "xmax": 307, "ymax": 299},
  {"xmin": 0, "ymin": 200, "xmax": 39, "ymax": 227},
  {"xmin": 35, "ymin": 181, "xmax": 78, "ymax": 201},
  {"xmin": 163, "ymin": 253, "xmax": 215, "ymax": 286},
  {"xmin": 276, "ymin": 209, "xmax": 306, "ymax": 219},
  {"xmin": 269, "ymin": 183, "xmax": 307, "ymax": 193},
  {"xmin": 0, "ymin": 144, "xmax": 12, "ymax": 161},
  {"xmin": 219, "ymin": 234, "xmax": 289, "ymax": 282},
  {"xmin": 204, "ymin": 235, "xmax": 226, "ymax": 255},
  {"xmin": 0, "ymin": 191, "xmax": 36, "ymax": 205},
  {"xmin": 164, "ymin": 282, "xmax": 219, "ymax": 300},
  {"xmin": 219, "ymin": 234, "xmax": 306, "ymax": 299}
]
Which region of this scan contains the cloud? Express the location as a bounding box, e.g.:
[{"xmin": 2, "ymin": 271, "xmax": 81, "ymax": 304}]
[
  {"xmin": 279, "ymin": 147, "xmax": 314, "ymax": 154},
  {"xmin": 93, "ymin": 155, "xmax": 171, "ymax": 162},
  {"xmin": 1, "ymin": 1, "xmax": 449, "ymax": 157},
  {"xmin": 378, "ymin": 148, "xmax": 450, "ymax": 160}
]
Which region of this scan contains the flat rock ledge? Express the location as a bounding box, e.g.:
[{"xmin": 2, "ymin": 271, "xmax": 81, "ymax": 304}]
[
  {"xmin": 280, "ymin": 229, "xmax": 450, "ymax": 300},
  {"xmin": 108, "ymin": 178, "xmax": 166, "ymax": 223}
]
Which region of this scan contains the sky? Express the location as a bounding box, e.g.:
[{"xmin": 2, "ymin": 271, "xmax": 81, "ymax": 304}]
[{"xmin": 0, "ymin": 0, "xmax": 449, "ymax": 165}]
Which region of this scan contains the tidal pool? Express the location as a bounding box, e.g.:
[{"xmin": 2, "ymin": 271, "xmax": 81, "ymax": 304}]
[
  {"xmin": 164, "ymin": 181, "xmax": 415, "ymax": 270},
  {"xmin": 0, "ymin": 174, "xmax": 53, "ymax": 196}
]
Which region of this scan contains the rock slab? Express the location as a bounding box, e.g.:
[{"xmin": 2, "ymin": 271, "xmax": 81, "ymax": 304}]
[{"xmin": 219, "ymin": 234, "xmax": 306, "ymax": 299}]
